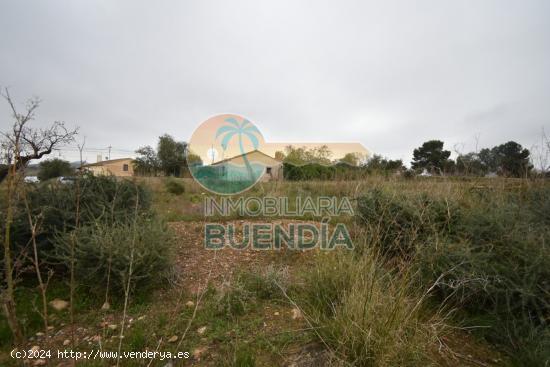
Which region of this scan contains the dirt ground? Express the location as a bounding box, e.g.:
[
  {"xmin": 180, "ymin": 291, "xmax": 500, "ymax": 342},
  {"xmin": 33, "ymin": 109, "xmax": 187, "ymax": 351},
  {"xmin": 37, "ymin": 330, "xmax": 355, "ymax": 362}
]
[{"xmin": 11, "ymin": 219, "xmax": 505, "ymax": 367}]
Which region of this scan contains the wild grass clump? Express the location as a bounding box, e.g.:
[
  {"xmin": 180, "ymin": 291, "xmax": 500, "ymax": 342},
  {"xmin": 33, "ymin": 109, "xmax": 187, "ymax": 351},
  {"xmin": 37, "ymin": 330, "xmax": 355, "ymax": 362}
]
[
  {"xmin": 165, "ymin": 179, "xmax": 185, "ymax": 195},
  {"xmin": 240, "ymin": 264, "xmax": 289, "ymax": 300},
  {"xmin": 215, "ymin": 266, "xmax": 289, "ymax": 319},
  {"xmin": 54, "ymin": 217, "xmax": 174, "ymax": 295},
  {"xmin": 296, "ymin": 252, "xmax": 446, "ymax": 366}
]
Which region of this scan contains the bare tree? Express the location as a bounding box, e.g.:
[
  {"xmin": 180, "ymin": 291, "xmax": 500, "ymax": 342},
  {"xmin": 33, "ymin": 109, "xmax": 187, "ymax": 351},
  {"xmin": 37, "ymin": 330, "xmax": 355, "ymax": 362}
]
[
  {"xmin": 1, "ymin": 88, "xmax": 78, "ymax": 346},
  {"xmin": 1, "ymin": 88, "xmax": 78, "ymax": 172},
  {"xmin": 534, "ymin": 127, "xmax": 550, "ymax": 175}
]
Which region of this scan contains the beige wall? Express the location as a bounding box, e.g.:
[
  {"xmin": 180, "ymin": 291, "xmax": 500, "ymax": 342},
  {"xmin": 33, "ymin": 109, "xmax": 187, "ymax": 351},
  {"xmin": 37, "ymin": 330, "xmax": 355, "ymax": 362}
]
[
  {"xmin": 216, "ymin": 151, "xmax": 283, "ymax": 181},
  {"xmin": 259, "ymin": 163, "xmax": 283, "ymax": 181},
  {"xmin": 85, "ymin": 159, "xmax": 134, "ymax": 177}
]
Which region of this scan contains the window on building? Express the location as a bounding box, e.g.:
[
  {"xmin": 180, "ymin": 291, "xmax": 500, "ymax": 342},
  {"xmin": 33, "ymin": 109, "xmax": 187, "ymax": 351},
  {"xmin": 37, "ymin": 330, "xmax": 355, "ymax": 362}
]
[
  {"xmin": 266, "ymin": 167, "xmax": 272, "ymax": 174},
  {"xmin": 123, "ymin": 164, "xmax": 129, "ymax": 172}
]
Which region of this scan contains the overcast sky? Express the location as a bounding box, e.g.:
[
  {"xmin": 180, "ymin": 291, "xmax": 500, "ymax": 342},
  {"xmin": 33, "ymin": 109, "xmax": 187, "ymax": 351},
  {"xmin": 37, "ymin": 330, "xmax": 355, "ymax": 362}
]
[{"xmin": 1, "ymin": 0, "xmax": 549, "ymax": 164}]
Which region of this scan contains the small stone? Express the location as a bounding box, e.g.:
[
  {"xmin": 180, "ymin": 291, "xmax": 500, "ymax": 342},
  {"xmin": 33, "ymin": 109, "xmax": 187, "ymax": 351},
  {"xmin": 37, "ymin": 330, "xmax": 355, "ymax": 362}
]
[
  {"xmin": 49, "ymin": 299, "xmax": 69, "ymax": 311},
  {"xmin": 108, "ymin": 324, "xmax": 117, "ymax": 330},
  {"xmin": 197, "ymin": 326, "xmax": 207, "ymax": 335},
  {"xmin": 101, "ymin": 302, "xmax": 110, "ymax": 310},
  {"xmin": 291, "ymin": 308, "xmax": 302, "ymax": 320},
  {"xmin": 168, "ymin": 335, "xmax": 178, "ymax": 343},
  {"xmin": 274, "ymin": 311, "xmax": 280, "ymax": 316},
  {"xmin": 193, "ymin": 347, "xmax": 207, "ymax": 359},
  {"xmin": 47, "ymin": 326, "xmax": 54, "ymax": 331},
  {"xmin": 63, "ymin": 339, "xmax": 71, "ymax": 346},
  {"xmin": 36, "ymin": 332, "xmax": 44, "ymax": 337},
  {"xmin": 185, "ymin": 301, "xmax": 195, "ymax": 308}
]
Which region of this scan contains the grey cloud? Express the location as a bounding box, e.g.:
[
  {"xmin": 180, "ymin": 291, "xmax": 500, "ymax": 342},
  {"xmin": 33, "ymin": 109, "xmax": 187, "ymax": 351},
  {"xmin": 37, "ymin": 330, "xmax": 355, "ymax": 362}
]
[{"xmin": 1, "ymin": 0, "xmax": 549, "ymax": 164}]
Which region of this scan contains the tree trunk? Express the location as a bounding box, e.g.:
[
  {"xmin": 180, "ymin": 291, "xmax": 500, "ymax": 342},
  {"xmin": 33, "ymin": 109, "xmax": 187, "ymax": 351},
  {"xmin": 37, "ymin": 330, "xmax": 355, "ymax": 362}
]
[{"xmin": 2, "ymin": 167, "xmax": 24, "ymax": 346}]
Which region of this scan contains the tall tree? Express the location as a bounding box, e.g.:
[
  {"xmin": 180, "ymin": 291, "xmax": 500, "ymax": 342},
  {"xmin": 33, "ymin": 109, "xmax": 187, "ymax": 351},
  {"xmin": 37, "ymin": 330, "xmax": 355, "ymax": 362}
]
[
  {"xmin": 37, "ymin": 158, "xmax": 74, "ymax": 181},
  {"xmin": 493, "ymin": 141, "xmax": 532, "ymax": 177},
  {"xmin": 479, "ymin": 148, "xmax": 498, "ymax": 173},
  {"xmin": 411, "ymin": 140, "xmax": 451, "ymax": 174},
  {"xmin": 134, "ymin": 145, "xmax": 160, "ymax": 176},
  {"xmin": 157, "ymin": 134, "xmax": 187, "ymax": 176}
]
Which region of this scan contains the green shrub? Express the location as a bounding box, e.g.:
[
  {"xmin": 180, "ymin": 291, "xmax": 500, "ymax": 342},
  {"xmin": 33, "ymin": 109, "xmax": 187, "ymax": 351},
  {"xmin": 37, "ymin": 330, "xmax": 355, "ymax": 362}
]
[
  {"xmin": 356, "ymin": 189, "xmax": 460, "ymax": 257},
  {"xmin": 415, "ymin": 190, "xmax": 550, "ymax": 364},
  {"xmin": 54, "ymin": 217, "xmax": 174, "ymax": 295},
  {"xmin": 9, "ymin": 174, "xmax": 151, "ymax": 257},
  {"xmin": 356, "ymin": 187, "xmax": 550, "ymax": 365},
  {"xmin": 165, "ymin": 179, "xmax": 185, "ymax": 195}
]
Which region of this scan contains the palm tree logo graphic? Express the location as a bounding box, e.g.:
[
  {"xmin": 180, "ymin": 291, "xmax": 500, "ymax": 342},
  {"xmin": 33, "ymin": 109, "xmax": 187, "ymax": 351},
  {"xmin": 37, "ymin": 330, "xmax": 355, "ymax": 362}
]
[{"xmin": 215, "ymin": 117, "xmax": 262, "ymax": 182}]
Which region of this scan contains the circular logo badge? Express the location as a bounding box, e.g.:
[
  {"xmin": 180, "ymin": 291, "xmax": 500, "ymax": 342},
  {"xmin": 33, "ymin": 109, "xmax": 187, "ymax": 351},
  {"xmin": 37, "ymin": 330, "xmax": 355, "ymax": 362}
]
[{"xmin": 187, "ymin": 114, "xmax": 267, "ymax": 195}]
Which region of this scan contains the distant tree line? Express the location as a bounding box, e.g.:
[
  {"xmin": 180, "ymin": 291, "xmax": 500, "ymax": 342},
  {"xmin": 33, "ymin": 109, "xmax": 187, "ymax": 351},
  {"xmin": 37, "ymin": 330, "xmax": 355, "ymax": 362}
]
[
  {"xmin": 278, "ymin": 139, "xmax": 539, "ymax": 180},
  {"xmin": 411, "ymin": 139, "xmax": 533, "ymax": 177}
]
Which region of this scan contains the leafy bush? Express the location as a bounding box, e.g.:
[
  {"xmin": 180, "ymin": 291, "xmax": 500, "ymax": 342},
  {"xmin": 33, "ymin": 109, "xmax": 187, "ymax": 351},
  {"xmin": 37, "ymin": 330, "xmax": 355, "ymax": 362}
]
[
  {"xmin": 414, "ymin": 189, "xmax": 550, "ymax": 364},
  {"xmin": 356, "ymin": 187, "xmax": 550, "ymax": 365},
  {"xmin": 37, "ymin": 158, "xmax": 74, "ymax": 181},
  {"xmin": 54, "ymin": 217, "xmax": 174, "ymax": 294},
  {"xmin": 9, "ymin": 174, "xmax": 151, "ymax": 255},
  {"xmin": 356, "ymin": 189, "xmax": 460, "ymax": 257},
  {"xmin": 164, "ymin": 179, "xmax": 185, "ymax": 195},
  {"xmin": 283, "ymin": 162, "xmax": 336, "ymax": 181}
]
